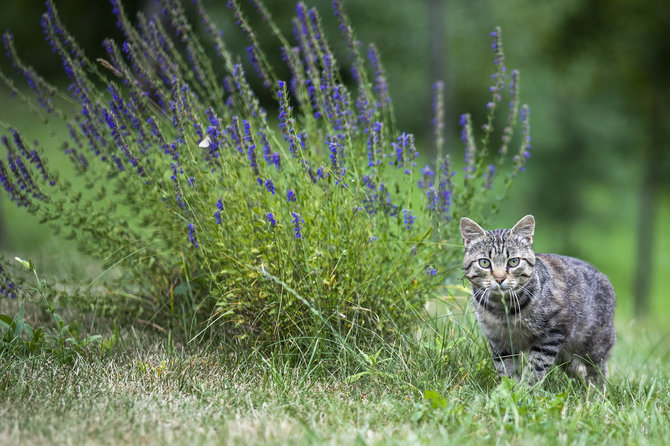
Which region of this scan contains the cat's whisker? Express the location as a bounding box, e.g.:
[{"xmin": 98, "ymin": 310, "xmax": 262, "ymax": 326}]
[
  {"xmin": 510, "ymin": 290, "xmax": 521, "ymax": 313},
  {"xmin": 516, "ymin": 293, "xmax": 524, "ymax": 314}
]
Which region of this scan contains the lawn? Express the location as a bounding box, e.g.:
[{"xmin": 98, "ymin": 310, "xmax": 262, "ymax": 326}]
[
  {"xmin": 1, "ymin": 292, "xmax": 668, "ymax": 445},
  {"xmin": 1, "ymin": 84, "xmax": 669, "ymax": 444}
]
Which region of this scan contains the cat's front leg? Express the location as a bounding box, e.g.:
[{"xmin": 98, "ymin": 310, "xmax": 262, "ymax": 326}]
[
  {"xmin": 525, "ymin": 332, "xmax": 566, "ymax": 382},
  {"xmin": 490, "ymin": 342, "xmax": 521, "ymax": 379}
]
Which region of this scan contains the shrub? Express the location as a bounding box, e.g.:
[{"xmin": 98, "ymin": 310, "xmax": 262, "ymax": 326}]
[{"xmin": 0, "ymin": 0, "xmax": 530, "ymax": 343}]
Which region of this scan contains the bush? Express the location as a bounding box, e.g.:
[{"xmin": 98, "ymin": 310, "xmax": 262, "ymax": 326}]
[{"xmin": 0, "ymin": 0, "xmax": 530, "ymax": 343}]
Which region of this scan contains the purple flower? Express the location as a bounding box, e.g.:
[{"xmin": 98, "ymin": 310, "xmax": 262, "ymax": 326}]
[
  {"xmin": 231, "ymin": 63, "xmax": 263, "ymax": 118},
  {"xmin": 402, "ymin": 209, "xmax": 415, "ymax": 231},
  {"xmin": 277, "ymin": 81, "xmax": 299, "ymax": 155},
  {"xmin": 514, "ymin": 105, "xmax": 531, "ymax": 173},
  {"xmin": 305, "ymin": 78, "xmax": 321, "ymax": 119},
  {"xmin": 287, "ymin": 189, "xmax": 297, "ymax": 202},
  {"xmin": 11, "ymin": 130, "xmax": 52, "ymax": 185},
  {"xmin": 490, "ymin": 27, "xmax": 504, "ymax": 65},
  {"xmin": 426, "ymin": 266, "xmax": 437, "ymax": 276},
  {"xmin": 299, "ymin": 131, "xmax": 308, "ymax": 152},
  {"xmin": 266, "ymin": 212, "xmax": 276, "ymax": 228},
  {"xmin": 0, "ymin": 264, "xmax": 18, "ymax": 299},
  {"xmin": 459, "ymin": 114, "xmax": 468, "ymax": 142},
  {"xmin": 368, "ymin": 43, "xmax": 390, "ymax": 108},
  {"xmin": 214, "ymin": 198, "xmax": 223, "ymax": 224},
  {"xmin": 419, "ymin": 165, "xmax": 434, "ymax": 189},
  {"xmin": 266, "ymin": 152, "xmax": 281, "ymax": 169},
  {"xmin": 229, "ymin": 116, "xmax": 244, "ymax": 155},
  {"xmin": 246, "ymin": 45, "xmax": 271, "ymax": 89},
  {"xmin": 437, "ymin": 156, "xmax": 454, "ymax": 219},
  {"xmin": 188, "ymin": 223, "xmax": 198, "ymax": 248},
  {"xmin": 329, "ymin": 85, "xmax": 351, "ymax": 133},
  {"xmin": 421, "ymin": 165, "xmax": 434, "ymax": 177},
  {"xmin": 509, "ymin": 69, "xmax": 520, "ymax": 100},
  {"xmin": 292, "ymin": 211, "xmax": 304, "ymax": 239},
  {"xmin": 243, "ymin": 119, "xmax": 259, "ymax": 177},
  {"xmin": 484, "ymin": 164, "xmax": 496, "ymax": 189},
  {"xmin": 362, "ymin": 175, "xmax": 375, "ymax": 189},
  {"xmin": 264, "ymin": 178, "xmax": 275, "ymax": 195},
  {"xmin": 329, "ymin": 135, "xmax": 340, "ymax": 169},
  {"xmin": 332, "ymin": 0, "xmax": 361, "ymax": 82},
  {"xmin": 169, "ymin": 161, "xmax": 186, "ymax": 209},
  {"xmin": 487, "ymin": 27, "xmax": 506, "ymax": 106},
  {"xmin": 258, "ymin": 128, "xmax": 279, "ymax": 170},
  {"xmin": 207, "ymin": 108, "xmax": 220, "ymax": 128},
  {"xmin": 392, "ymin": 132, "xmax": 418, "ymax": 171}
]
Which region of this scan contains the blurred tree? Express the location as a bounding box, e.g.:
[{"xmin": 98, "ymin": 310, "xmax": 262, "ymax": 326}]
[
  {"xmin": 0, "ymin": 0, "xmax": 145, "ymax": 81},
  {"xmin": 428, "ymin": 0, "xmax": 446, "ymax": 87},
  {"xmin": 549, "ymin": 0, "xmax": 670, "ymax": 316}
]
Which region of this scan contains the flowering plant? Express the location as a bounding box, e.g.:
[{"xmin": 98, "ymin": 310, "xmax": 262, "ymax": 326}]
[{"xmin": 0, "ymin": 0, "xmax": 530, "ymax": 341}]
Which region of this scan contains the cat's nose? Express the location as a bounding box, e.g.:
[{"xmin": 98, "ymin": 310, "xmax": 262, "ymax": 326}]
[{"xmin": 493, "ymin": 273, "xmax": 506, "ymax": 284}]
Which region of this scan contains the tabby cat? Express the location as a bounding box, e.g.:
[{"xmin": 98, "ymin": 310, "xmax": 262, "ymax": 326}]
[{"xmin": 460, "ymin": 215, "xmax": 616, "ymax": 385}]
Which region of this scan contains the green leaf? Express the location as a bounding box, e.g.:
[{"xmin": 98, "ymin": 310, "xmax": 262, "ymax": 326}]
[
  {"xmin": 423, "ymin": 389, "xmax": 447, "ymax": 409},
  {"xmin": 344, "ymin": 371, "xmax": 370, "ymax": 383},
  {"xmin": 414, "ymin": 226, "xmax": 433, "ymax": 243},
  {"xmin": 82, "ymin": 335, "xmax": 103, "ymax": 347},
  {"xmin": 0, "ymin": 313, "xmax": 12, "ymax": 327}
]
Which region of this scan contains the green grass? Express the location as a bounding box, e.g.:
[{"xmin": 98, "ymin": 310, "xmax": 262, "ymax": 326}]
[
  {"xmin": 2, "ymin": 293, "xmax": 669, "ymax": 445},
  {"xmin": 3, "ymin": 86, "xmax": 670, "ymax": 444}
]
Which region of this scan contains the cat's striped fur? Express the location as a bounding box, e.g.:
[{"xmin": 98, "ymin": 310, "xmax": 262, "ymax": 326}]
[{"xmin": 460, "ymin": 215, "xmax": 616, "ymax": 385}]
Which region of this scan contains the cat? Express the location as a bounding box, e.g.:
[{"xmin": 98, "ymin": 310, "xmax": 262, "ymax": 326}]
[{"xmin": 460, "ymin": 215, "xmax": 616, "ymax": 386}]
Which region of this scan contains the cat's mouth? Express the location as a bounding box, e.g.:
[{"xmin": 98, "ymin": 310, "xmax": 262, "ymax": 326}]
[
  {"xmin": 484, "ymin": 282, "xmax": 518, "ymax": 300},
  {"xmin": 484, "ymin": 281, "xmax": 513, "ymax": 293}
]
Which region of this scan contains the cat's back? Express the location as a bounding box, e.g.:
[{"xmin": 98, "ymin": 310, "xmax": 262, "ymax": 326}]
[
  {"xmin": 535, "ymin": 252, "xmax": 616, "ymax": 368},
  {"xmin": 535, "ymin": 252, "xmax": 616, "ymax": 315}
]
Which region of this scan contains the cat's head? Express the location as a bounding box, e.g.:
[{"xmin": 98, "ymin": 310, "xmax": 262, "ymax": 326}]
[{"xmin": 459, "ymin": 215, "xmax": 536, "ymax": 294}]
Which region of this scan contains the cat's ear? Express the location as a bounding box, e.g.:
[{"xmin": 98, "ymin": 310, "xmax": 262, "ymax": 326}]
[
  {"xmin": 511, "ymin": 215, "xmax": 535, "ymax": 245},
  {"xmin": 460, "ymin": 217, "xmax": 486, "ymax": 247}
]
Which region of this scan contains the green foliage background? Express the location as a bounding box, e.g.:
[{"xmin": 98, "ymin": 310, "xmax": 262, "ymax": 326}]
[{"xmin": 1, "ymin": 0, "xmax": 668, "ymax": 324}]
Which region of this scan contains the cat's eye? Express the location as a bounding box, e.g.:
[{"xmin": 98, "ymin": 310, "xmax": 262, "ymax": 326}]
[
  {"xmin": 508, "ymin": 258, "xmax": 520, "ymax": 267},
  {"xmin": 478, "ymin": 258, "xmax": 491, "ymax": 268}
]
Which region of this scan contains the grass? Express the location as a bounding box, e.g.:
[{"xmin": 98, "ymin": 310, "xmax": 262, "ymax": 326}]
[
  {"xmin": 2, "ymin": 85, "xmax": 669, "ymax": 443},
  {"xmin": 2, "ymin": 292, "xmax": 669, "ymax": 445}
]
